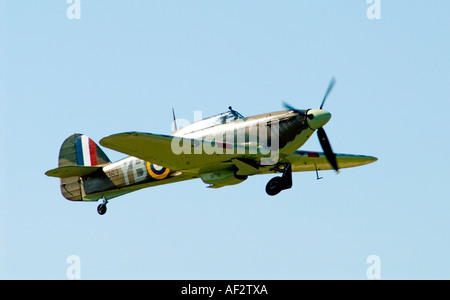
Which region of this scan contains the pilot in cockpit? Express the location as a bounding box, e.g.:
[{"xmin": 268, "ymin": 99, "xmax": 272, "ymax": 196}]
[{"xmin": 228, "ymin": 106, "xmax": 244, "ymax": 120}]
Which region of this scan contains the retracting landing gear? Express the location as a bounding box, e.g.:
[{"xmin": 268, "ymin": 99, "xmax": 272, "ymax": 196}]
[
  {"xmin": 97, "ymin": 198, "xmax": 108, "ymax": 215},
  {"xmin": 265, "ymin": 163, "xmax": 293, "ymax": 196}
]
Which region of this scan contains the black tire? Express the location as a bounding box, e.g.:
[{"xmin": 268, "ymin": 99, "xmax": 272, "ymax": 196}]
[
  {"xmin": 266, "ymin": 177, "xmax": 283, "ymax": 196},
  {"xmin": 97, "ymin": 204, "xmax": 107, "ymax": 215}
]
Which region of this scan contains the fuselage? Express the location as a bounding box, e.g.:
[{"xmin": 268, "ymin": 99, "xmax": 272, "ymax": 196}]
[
  {"xmin": 173, "ymin": 110, "xmax": 311, "ymax": 155},
  {"xmin": 76, "ymin": 108, "xmax": 331, "ymax": 201}
]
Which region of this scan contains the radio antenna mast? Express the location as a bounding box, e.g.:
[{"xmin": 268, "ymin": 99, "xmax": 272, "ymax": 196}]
[{"xmin": 172, "ymin": 108, "xmax": 178, "ymax": 131}]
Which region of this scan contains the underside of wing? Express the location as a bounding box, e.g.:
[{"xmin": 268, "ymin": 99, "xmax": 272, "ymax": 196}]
[
  {"xmin": 100, "ymin": 132, "xmax": 239, "ymax": 171},
  {"xmin": 282, "ymin": 150, "xmax": 377, "ymax": 172}
]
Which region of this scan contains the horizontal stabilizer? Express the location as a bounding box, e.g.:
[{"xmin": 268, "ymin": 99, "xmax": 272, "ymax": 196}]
[{"xmin": 45, "ymin": 165, "xmax": 102, "ymax": 178}]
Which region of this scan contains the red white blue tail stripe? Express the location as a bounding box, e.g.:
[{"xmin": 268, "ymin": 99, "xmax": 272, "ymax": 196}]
[{"xmin": 75, "ymin": 135, "xmax": 98, "ymax": 166}]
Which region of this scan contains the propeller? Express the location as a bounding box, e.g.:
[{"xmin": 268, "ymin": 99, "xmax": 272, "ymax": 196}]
[
  {"xmin": 283, "ymin": 78, "xmax": 339, "ymax": 172},
  {"xmin": 317, "ymin": 77, "xmax": 339, "ymax": 172}
]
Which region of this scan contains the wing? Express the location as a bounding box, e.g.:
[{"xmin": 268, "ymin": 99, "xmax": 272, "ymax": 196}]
[
  {"xmin": 227, "ymin": 150, "xmax": 376, "ymax": 176},
  {"xmin": 193, "ymin": 150, "xmax": 377, "ymax": 177},
  {"xmin": 100, "ymin": 132, "xmax": 376, "ymax": 175},
  {"xmin": 100, "ymin": 132, "xmax": 239, "ymax": 171},
  {"xmin": 282, "ymin": 150, "xmax": 377, "ymax": 172}
]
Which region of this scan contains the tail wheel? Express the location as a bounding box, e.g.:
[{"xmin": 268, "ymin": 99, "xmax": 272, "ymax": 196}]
[
  {"xmin": 97, "ymin": 204, "xmax": 107, "ymax": 215},
  {"xmin": 97, "ymin": 198, "xmax": 108, "ymax": 215}
]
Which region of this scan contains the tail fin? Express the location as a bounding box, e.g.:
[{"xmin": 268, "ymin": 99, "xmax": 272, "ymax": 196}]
[
  {"xmin": 59, "ymin": 134, "xmax": 111, "ymax": 167},
  {"xmin": 46, "ymin": 134, "xmax": 111, "ymax": 201}
]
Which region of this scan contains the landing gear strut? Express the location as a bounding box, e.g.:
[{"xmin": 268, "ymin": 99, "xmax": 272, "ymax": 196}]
[
  {"xmin": 265, "ymin": 163, "xmax": 292, "ymax": 196},
  {"xmin": 97, "ymin": 198, "xmax": 108, "ymax": 215}
]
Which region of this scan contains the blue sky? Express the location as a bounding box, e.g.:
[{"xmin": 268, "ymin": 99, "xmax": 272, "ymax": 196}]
[{"xmin": 1, "ymin": 0, "xmax": 449, "ymax": 279}]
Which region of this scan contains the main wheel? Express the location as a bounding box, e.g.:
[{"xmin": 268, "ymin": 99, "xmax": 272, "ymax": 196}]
[
  {"xmin": 266, "ymin": 177, "xmax": 283, "ymax": 196},
  {"xmin": 97, "ymin": 204, "xmax": 107, "ymax": 215}
]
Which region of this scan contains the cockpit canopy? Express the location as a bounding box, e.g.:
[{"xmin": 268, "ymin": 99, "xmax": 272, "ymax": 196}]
[
  {"xmin": 174, "ymin": 107, "xmax": 244, "ymax": 135},
  {"xmin": 202, "ymin": 109, "xmax": 244, "ymax": 127}
]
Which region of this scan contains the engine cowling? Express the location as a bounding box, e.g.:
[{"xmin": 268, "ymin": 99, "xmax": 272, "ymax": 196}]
[{"xmin": 200, "ymin": 170, "xmax": 247, "ymax": 188}]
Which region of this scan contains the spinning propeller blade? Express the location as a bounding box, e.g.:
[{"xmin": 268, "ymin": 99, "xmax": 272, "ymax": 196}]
[
  {"xmin": 317, "ymin": 127, "xmax": 339, "ymax": 172},
  {"xmin": 319, "ymin": 77, "xmax": 336, "ymax": 109},
  {"xmin": 282, "ymin": 101, "xmax": 306, "ymax": 117}
]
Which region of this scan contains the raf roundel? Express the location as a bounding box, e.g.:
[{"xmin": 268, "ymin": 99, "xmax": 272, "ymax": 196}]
[{"xmin": 146, "ymin": 162, "xmax": 170, "ymax": 180}]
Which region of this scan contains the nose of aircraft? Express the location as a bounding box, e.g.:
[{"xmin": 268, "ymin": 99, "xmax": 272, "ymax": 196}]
[{"xmin": 306, "ymin": 109, "xmax": 332, "ymax": 130}]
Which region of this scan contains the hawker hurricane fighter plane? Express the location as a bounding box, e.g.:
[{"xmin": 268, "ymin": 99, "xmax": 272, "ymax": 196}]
[{"xmin": 46, "ymin": 79, "xmax": 377, "ymax": 215}]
